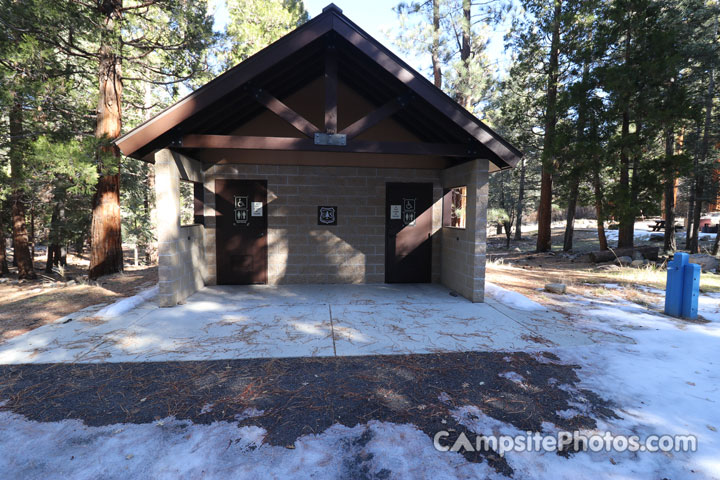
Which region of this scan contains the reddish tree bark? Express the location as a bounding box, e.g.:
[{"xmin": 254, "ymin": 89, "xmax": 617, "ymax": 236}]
[
  {"xmin": 0, "ymin": 216, "xmax": 8, "ymax": 276},
  {"xmin": 8, "ymin": 93, "xmax": 36, "ymax": 280},
  {"xmin": 89, "ymin": 11, "xmax": 124, "ymax": 279}
]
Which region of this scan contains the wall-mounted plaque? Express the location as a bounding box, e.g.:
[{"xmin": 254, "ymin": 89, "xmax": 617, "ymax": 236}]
[
  {"xmin": 318, "ymin": 206, "xmax": 337, "ymax": 225},
  {"xmin": 390, "ymin": 204, "xmax": 402, "ymax": 220},
  {"xmin": 251, "ymin": 201, "xmax": 263, "ymax": 217}
]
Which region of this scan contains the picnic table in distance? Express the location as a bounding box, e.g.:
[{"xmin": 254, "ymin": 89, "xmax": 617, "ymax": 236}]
[{"xmin": 650, "ymin": 220, "xmax": 683, "ymax": 232}]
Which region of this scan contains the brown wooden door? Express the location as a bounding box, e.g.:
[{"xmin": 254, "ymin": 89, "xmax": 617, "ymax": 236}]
[
  {"xmin": 215, "ymin": 179, "xmax": 268, "ymax": 284},
  {"xmin": 385, "ymin": 182, "xmax": 433, "ymax": 283}
]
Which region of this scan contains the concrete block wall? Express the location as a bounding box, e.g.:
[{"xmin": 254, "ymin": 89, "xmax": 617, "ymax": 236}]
[
  {"xmin": 204, "ymin": 164, "xmax": 443, "ymax": 285},
  {"xmin": 440, "ymin": 159, "xmax": 489, "ymax": 302},
  {"xmin": 155, "ymin": 149, "xmax": 207, "ymax": 307}
]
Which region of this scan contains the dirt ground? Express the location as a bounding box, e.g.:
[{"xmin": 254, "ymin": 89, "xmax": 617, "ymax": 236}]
[
  {"xmin": 0, "ymin": 248, "xmax": 157, "ymax": 343},
  {"xmin": 487, "ymin": 225, "xmax": 720, "ymax": 309}
]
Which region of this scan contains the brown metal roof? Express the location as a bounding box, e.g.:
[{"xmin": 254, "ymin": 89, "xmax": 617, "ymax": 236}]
[{"xmin": 114, "ymin": 3, "xmax": 522, "ymax": 170}]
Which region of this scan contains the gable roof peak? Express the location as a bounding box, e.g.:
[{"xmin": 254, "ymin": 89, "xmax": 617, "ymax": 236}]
[{"xmin": 322, "ymin": 3, "xmax": 343, "ymax": 14}]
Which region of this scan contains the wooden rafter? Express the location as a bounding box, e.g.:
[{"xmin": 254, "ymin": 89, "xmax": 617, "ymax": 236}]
[
  {"xmin": 248, "ymin": 86, "xmax": 320, "ymax": 138},
  {"xmin": 180, "ymin": 134, "xmax": 480, "ymax": 157},
  {"xmin": 340, "ymin": 93, "xmax": 412, "ymax": 139}
]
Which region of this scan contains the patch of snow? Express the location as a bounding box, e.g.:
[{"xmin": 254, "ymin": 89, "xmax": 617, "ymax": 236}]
[
  {"xmin": 485, "ymin": 282, "xmax": 546, "ymax": 311},
  {"xmin": 234, "ymin": 408, "xmax": 264, "ymax": 421},
  {"xmin": 698, "ymin": 293, "xmax": 720, "ymax": 323},
  {"xmin": 498, "ymin": 371, "xmax": 525, "ymax": 384},
  {"xmin": 94, "ymin": 285, "xmax": 158, "ymax": 319},
  {"xmin": 438, "ymin": 392, "xmax": 452, "ymax": 404},
  {"xmin": 0, "ymin": 412, "xmax": 499, "ymax": 479},
  {"xmin": 636, "ymin": 285, "xmax": 665, "ymax": 296}
]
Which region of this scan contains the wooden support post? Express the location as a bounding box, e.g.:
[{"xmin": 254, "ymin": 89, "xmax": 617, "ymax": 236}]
[{"xmin": 324, "ymin": 43, "xmax": 338, "ymax": 134}]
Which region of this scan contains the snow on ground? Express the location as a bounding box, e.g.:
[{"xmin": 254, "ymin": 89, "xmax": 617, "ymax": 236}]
[
  {"xmin": 485, "ymin": 282, "xmax": 546, "ymax": 311},
  {"xmin": 432, "ymin": 285, "xmax": 720, "ymax": 479},
  {"xmin": 464, "ymin": 288, "xmax": 720, "ymax": 479},
  {"xmin": 604, "ymin": 228, "xmax": 716, "ymax": 244},
  {"xmin": 546, "ymin": 294, "xmax": 720, "ymax": 479},
  {"xmin": 94, "ymin": 285, "xmax": 158, "ymax": 319},
  {"xmin": 0, "ymin": 412, "xmax": 501, "ymax": 480}
]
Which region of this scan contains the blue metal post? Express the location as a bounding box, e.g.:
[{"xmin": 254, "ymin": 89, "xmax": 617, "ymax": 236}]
[
  {"xmin": 681, "ymin": 263, "xmax": 701, "ymax": 319},
  {"xmin": 665, "ymin": 252, "xmax": 688, "ymax": 317}
]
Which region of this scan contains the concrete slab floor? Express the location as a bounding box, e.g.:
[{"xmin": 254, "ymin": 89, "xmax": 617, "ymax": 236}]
[{"xmin": 0, "ymin": 284, "xmax": 628, "ymax": 364}]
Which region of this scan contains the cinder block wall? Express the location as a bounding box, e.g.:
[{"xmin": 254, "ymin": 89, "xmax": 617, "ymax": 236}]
[
  {"xmin": 155, "ymin": 149, "xmax": 207, "ymax": 307},
  {"xmin": 440, "ymin": 159, "xmax": 489, "ymax": 302},
  {"xmin": 204, "ymin": 164, "xmax": 443, "ymax": 285}
]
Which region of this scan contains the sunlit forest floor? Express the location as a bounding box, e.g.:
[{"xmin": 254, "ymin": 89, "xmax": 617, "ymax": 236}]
[
  {"xmin": 0, "ymin": 248, "xmax": 156, "ymax": 343},
  {"xmin": 487, "ymin": 222, "xmax": 720, "ymax": 317}
]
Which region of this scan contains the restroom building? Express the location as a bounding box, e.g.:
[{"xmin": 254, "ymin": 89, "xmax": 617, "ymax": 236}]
[{"xmin": 114, "ymin": 4, "xmax": 522, "ymax": 307}]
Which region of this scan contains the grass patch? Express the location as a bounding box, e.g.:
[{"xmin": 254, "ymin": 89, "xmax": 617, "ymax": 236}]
[{"xmin": 602, "ymin": 265, "xmax": 720, "ymax": 293}]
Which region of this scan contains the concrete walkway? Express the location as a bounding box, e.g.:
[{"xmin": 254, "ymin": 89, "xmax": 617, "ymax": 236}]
[{"xmin": 0, "ymin": 284, "xmax": 626, "ymax": 364}]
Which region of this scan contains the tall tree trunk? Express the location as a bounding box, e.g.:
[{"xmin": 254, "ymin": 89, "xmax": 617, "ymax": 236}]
[
  {"xmin": 45, "ymin": 190, "xmax": 66, "ymax": 273},
  {"xmin": 29, "ymin": 202, "xmax": 35, "ymax": 260},
  {"xmin": 459, "ymin": 0, "xmax": 472, "ymax": 108},
  {"xmin": 431, "ymin": 0, "xmax": 442, "ymax": 88},
  {"xmin": 617, "ymin": 22, "xmax": 635, "ymax": 249},
  {"xmin": 593, "ymin": 167, "xmax": 608, "ymax": 251},
  {"xmin": 691, "ymin": 180, "xmax": 703, "ymax": 254},
  {"xmin": 536, "ymin": 0, "xmax": 562, "ymax": 252},
  {"xmin": 663, "ymin": 127, "xmax": 677, "ymax": 252},
  {"xmin": 514, "ymin": 157, "xmax": 526, "ymax": 240},
  {"xmin": 691, "ymin": 66, "xmax": 714, "ymax": 254},
  {"xmin": 563, "ymin": 177, "xmax": 580, "ymax": 251},
  {"xmin": 89, "ymin": 9, "xmax": 124, "ymax": 279},
  {"xmin": 563, "ymin": 61, "xmax": 589, "ymax": 252},
  {"xmin": 8, "ymin": 93, "xmax": 36, "ymax": 280},
  {"xmin": 685, "ymin": 126, "xmax": 701, "ymax": 249},
  {"xmin": 617, "ymin": 109, "xmax": 634, "ymax": 248},
  {"xmin": 0, "ymin": 214, "xmax": 8, "ymax": 276}
]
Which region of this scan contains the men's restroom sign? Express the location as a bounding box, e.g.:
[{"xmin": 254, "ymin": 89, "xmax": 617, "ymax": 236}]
[
  {"xmin": 234, "ymin": 195, "xmax": 248, "ymax": 224},
  {"xmin": 402, "ymin": 198, "xmax": 416, "ymax": 226},
  {"xmin": 318, "ymin": 206, "xmax": 337, "ymax": 225},
  {"xmin": 235, "ymin": 209, "xmax": 248, "ymax": 223}
]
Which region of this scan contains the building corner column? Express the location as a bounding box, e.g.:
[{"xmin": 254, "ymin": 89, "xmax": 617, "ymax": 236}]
[
  {"xmin": 155, "ymin": 149, "xmax": 181, "ymax": 307},
  {"xmin": 470, "ymin": 159, "xmax": 489, "ymax": 302}
]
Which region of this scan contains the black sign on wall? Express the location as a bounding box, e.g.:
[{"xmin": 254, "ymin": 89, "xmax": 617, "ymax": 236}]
[{"xmin": 318, "ymin": 206, "xmax": 338, "ymax": 225}]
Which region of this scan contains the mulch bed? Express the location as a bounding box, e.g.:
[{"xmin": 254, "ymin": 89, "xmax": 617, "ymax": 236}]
[{"xmin": 0, "ymin": 351, "xmax": 619, "ymax": 476}]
